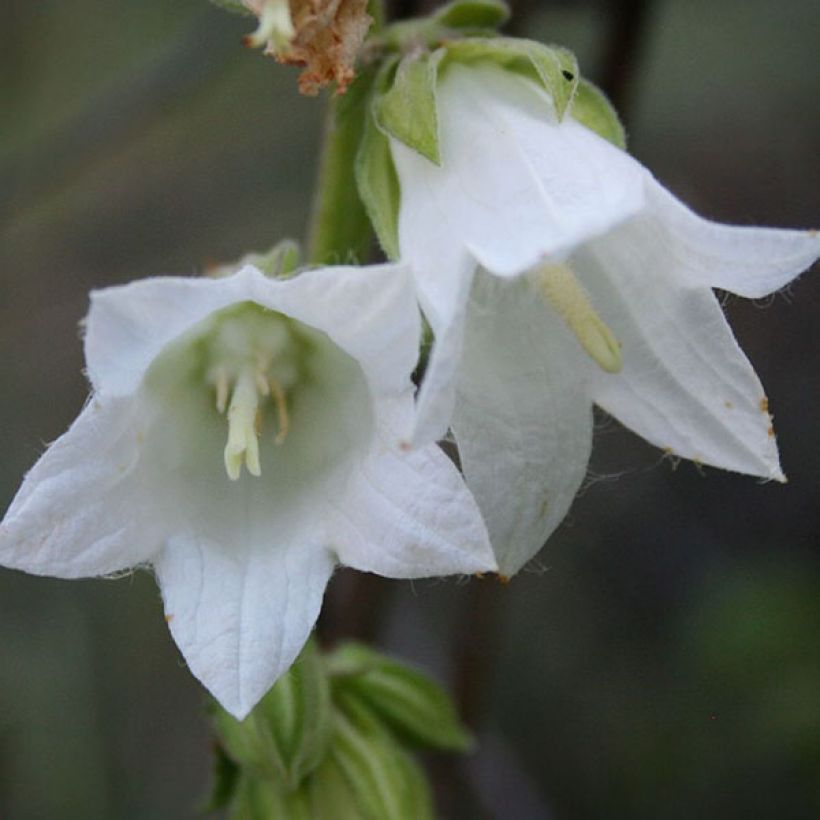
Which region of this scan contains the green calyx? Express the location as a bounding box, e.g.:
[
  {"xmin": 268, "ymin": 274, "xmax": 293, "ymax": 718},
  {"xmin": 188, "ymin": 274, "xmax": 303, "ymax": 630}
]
[
  {"xmin": 443, "ymin": 37, "xmax": 579, "ymax": 119},
  {"xmin": 569, "ymin": 77, "xmax": 627, "ymax": 149},
  {"xmin": 209, "ymin": 639, "xmax": 472, "ymax": 819},
  {"xmin": 377, "ymin": 0, "xmax": 510, "ymax": 53}
]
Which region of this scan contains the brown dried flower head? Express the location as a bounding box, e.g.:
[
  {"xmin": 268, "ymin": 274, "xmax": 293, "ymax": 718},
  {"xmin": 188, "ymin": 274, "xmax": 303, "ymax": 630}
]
[{"xmin": 243, "ymin": 0, "xmax": 372, "ymax": 95}]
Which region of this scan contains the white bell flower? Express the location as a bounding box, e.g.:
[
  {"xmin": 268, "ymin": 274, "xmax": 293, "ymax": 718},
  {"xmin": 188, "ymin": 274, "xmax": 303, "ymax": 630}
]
[
  {"xmin": 390, "ymin": 62, "xmax": 820, "ymax": 577},
  {"xmin": 0, "ymin": 263, "xmax": 495, "ymax": 718}
]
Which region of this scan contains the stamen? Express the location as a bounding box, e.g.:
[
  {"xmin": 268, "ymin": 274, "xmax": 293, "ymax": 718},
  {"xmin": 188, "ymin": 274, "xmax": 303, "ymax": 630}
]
[
  {"xmin": 269, "ymin": 378, "xmax": 290, "ymax": 445},
  {"xmin": 215, "ymin": 367, "xmax": 229, "ymax": 414},
  {"xmin": 224, "ymin": 367, "xmax": 262, "ymax": 480},
  {"xmin": 243, "ymin": 0, "xmax": 295, "ymax": 52},
  {"xmin": 536, "ymin": 263, "xmax": 622, "ymax": 374},
  {"xmin": 256, "ymin": 370, "xmax": 270, "ymax": 397}
]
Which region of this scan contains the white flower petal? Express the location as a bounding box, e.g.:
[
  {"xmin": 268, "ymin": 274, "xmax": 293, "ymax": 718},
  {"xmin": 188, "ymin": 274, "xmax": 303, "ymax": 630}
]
[
  {"xmin": 451, "ymin": 273, "xmax": 593, "ymax": 576},
  {"xmin": 646, "ymin": 179, "xmax": 820, "ymax": 298},
  {"xmin": 86, "ymin": 263, "xmax": 418, "ymax": 400},
  {"xmin": 333, "ymin": 414, "xmax": 496, "ymax": 578},
  {"xmin": 412, "ymin": 254, "xmax": 476, "ymax": 446},
  {"xmin": 155, "ymin": 531, "xmax": 335, "ymax": 720},
  {"xmin": 0, "ymin": 398, "xmax": 161, "ymax": 577},
  {"xmin": 268, "ymin": 263, "xmax": 421, "ymax": 399},
  {"xmin": 392, "ymin": 63, "xmax": 645, "ymax": 281},
  {"xmin": 576, "ymin": 220, "xmax": 784, "ymax": 480}
]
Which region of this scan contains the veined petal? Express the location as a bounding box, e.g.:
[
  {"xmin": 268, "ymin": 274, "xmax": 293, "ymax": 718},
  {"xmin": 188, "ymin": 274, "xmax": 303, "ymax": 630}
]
[
  {"xmin": 392, "ymin": 63, "xmax": 645, "ymax": 281},
  {"xmin": 86, "ymin": 263, "xmax": 419, "ymax": 400},
  {"xmin": 575, "ymin": 220, "xmax": 784, "ymax": 480},
  {"xmin": 268, "ymin": 263, "xmax": 421, "ymax": 400},
  {"xmin": 333, "ymin": 402, "xmax": 496, "ymax": 578},
  {"xmin": 0, "ymin": 398, "xmax": 161, "ymax": 577},
  {"xmin": 155, "ymin": 531, "xmax": 335, "ymax": 720},
  {"xmin": 645, "ymin": 178, "xmax": 820, "ymax": 298},
  {"xmin": 451, "ymin": 272, "xmax": 593, "ymax": 576}
]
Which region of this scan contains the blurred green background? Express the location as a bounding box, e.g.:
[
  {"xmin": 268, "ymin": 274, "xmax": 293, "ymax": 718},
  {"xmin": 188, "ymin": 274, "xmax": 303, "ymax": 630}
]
[{"xmin": 1, "ymin": 1, "xmax": 818, "ymax": 817}]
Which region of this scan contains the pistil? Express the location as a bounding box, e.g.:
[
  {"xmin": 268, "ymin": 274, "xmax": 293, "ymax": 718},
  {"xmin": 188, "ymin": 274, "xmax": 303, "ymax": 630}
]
[
  {"xmin": 224, "ymin": 367, "xmax": 262, "ymax": 481},
  {"xmin": 536, "ymin": 263, "xmax": 622, "ymax": 374}
]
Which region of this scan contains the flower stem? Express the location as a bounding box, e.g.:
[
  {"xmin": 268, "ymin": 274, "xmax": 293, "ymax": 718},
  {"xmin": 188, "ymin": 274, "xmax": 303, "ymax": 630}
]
[{"xmin": 306, "ymin": 73, "xmax": 376, "ymax": 265}]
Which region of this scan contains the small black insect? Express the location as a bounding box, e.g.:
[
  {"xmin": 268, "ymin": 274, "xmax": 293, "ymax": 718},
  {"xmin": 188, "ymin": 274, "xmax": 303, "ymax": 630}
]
[{"xmin": 561, "ymin": 69, "xmax": 575, "ymax": 81}]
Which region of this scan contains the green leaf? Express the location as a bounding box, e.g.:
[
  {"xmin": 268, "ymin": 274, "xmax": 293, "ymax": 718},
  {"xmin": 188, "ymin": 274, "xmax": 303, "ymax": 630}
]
[
  {"xmin": 356, "ymin": 58, "xmax": 401, "ymax": 259},
  {"xmin": 445, "ymin": 37, "xmax": 579, "ymax": 119},
  {"xmin": 329, "ymin": 705, "xmax": 434, "ymax": 820},
  {"xmin": 204, "ymin": 743, "xmax": 241, "ymax": 812},
  {"xmin": 228, "ymin": 775, "xmax": 286, "ymax": 820},
  {"xmin": 328, "ymin": 643, "xmax": 473, "ymax": 752},
  {"xmin": 228, "ymin": 775, "xmax": 313, "ymax": 820},
  {"xmin": 570, "ymin": 78, "xmax": 627, "ymax": 149},
  {"xmin": 433, "ymin": 0, "xmax": 510, "ymax": 30},
  {"xmin": 374, "ymin": 50, "xmax": 444, "ymax": 165},
  {"xmin": 212, "ymin": 638, "xmax": 333, "ymax": 791},
  {"xmin": 306, "ymin": 754, "xmax": 368, "ymax": 819}
]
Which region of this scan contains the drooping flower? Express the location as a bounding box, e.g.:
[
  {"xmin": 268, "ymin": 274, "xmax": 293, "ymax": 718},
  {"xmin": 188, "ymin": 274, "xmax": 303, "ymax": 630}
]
[
  {"xmin": 386, "ymin": 62, "xmax": 820, "ymax": 576},
  {"xmin": 0, "ymin": 263, "xmax": 495, "ymax": 717}
]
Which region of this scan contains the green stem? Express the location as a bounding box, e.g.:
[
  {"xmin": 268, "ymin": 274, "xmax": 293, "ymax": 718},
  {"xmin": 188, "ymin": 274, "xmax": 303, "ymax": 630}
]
[{"xmin": 306, "ymin": 74, "xmax": 377, "ymax": 266}]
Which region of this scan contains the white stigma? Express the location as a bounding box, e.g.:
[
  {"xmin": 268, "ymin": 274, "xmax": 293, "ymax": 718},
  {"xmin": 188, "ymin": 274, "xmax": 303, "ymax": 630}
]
[
  {"xmin": 223, "ymin": 366, "xmax": 262, "ymax": 481},
  {"xmin": 536, "ymin": 263, "xmax": 622, "ymax": 374}
]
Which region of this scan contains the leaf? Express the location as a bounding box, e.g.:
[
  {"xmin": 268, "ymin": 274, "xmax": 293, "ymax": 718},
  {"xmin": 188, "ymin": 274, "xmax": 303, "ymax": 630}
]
[
  {"xmin": 356, "ymin": 57, "xmax": 402, "ymax": 259},
  {"xmin": 374, "ymin": 50, "xmax": 444, "ymax": 165},
  {"xmin": 328, "ymin": 642, "xmax": 473, "ymax": 752},
  {"xmin": 329, "ymin": 702, "xmax": 434, "ymax": 820},
  {"xmin": 203, "ymin": 742, "xmax": 241, "ymax": 812},
  {"xmin": 570, "ymin": 78, "xmax": 627, "ymax": 149},
  {"xmin": 445, "ymin": 37, "xmax": 579, "ymax": 119}
]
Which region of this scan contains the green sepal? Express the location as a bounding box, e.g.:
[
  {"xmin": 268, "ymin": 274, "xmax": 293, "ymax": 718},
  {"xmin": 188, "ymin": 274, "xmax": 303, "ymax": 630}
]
[
  {"xmin": 246, "ymin": 239, "xmax": 302, "ymax": 278},
  {"xmin": 328, "ymin": 642, "xmax": 474, "ymax": 752},
  {"xmin": 374, "ymin": 50, "xmax": 444, "ymax": 165},
  {"xmin": 570, "ymin": 78, "xmax": 627, "ymax": 149},
  {"xmin": 208, "ymin": 0, "xmax": 254, "ymax": 16},
  {"xmin": 329, "ymin": 698, "xmax": 434, "ymax": 820},
  {"xmin": 432, "ymin": 0, "xmax": 510, "ymax": 30},
  {"xmin": 444, "ymin": 37, "xmax": 579, "ymax": 119},
  {"xmin": 356, "ymin": 57, "xmax": 402, "ymax": 259},
  {"xmin": 207, "ymin": 239, "xmax": 302, "ymax": 280},
  {"xmin": 212, "ymin": 637, "xmax": 333, "ymax": 791}
]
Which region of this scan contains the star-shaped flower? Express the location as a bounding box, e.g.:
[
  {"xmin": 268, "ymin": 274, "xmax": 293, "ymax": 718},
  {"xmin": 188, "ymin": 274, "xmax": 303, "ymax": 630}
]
[
  {"xmin": 0, "ymin": 263, "xmax": 495, "ymax": 717},
  {"xmin": 389, "ymin": 63, "xmax": 820, "ymax": 576}
]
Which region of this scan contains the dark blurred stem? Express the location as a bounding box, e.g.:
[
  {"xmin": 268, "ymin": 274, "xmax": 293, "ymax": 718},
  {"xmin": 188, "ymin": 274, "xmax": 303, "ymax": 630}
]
[
  {"xmin": 453, "ymin": 577, "xmax": 508, "ymax": 728},
  {"xmin": 597, "ymin": 0, "xmax": 654, "ymax": 121},
  {"xmin": 317, "ymin": 571, "xmax": 394, "ymax": 647}
]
